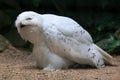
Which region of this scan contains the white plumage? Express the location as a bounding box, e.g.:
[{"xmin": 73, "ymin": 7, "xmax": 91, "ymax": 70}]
[{"xmin": 15, "ymin": 11, "xmax": 113, "ymax": 70}]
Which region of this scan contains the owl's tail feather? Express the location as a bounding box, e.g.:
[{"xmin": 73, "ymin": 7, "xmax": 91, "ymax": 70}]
[{"xmin": 93, "ymin": 44, "xmax": 113, "ymax": 65}]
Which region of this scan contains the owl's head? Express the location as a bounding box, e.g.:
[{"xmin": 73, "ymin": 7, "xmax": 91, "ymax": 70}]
[
  {"xmin": 15, "ymin": 11, "xmax": 43, "ymax": 43},
  {"xmin": 15, "ymin": 11, "xmax": 42, "ymax": 32}
]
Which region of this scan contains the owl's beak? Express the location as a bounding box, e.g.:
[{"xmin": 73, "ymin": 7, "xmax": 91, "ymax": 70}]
[{"xmin": 20, "ymin": 23, "xmax": 26, "ymax": 28}]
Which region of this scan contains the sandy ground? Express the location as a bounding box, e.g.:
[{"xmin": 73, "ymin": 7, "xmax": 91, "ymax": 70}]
[{"xmin": 0, "ymin": 46, "xmax": 120, "ymax": 80}]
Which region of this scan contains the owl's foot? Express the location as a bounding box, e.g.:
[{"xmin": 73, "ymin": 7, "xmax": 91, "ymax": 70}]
[{"xmin": 43, "ymin": 65, "xmax": 60, "ymax": 71}]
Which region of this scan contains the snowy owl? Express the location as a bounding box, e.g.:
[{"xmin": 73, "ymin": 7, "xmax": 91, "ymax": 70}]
[{"xmin": 15, "ymin": 11, "xmax": 113, "ymax": 70}]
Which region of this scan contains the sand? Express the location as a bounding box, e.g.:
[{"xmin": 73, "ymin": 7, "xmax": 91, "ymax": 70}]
[{"xmin": 0, "ymin": 46, "xmax": 120, "ymax": 80}]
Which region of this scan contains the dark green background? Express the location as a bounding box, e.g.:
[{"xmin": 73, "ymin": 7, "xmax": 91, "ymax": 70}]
[{"xmin": 0, "ymin": 0, "xmax": 120, "ymax": 54}]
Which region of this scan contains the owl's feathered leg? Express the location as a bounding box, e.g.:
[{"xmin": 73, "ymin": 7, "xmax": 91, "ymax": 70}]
[
  {"xmin": 33, "ymin": 43, "xmax": 74, "ymax": 71},
  {"xmin": 88, "ymin": 44, "xmax": 113, "ymax": 68}
]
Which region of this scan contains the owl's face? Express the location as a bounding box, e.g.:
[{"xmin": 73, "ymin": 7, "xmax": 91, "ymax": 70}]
[{"xmin": 15, "ymin": 11, "xmax": 43, "ymax": 43}]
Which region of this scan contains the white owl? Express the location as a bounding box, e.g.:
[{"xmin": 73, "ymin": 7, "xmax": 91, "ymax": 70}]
[{"xmin": 15, "ymin": 11, "xmax": 113, "ymax": 70}]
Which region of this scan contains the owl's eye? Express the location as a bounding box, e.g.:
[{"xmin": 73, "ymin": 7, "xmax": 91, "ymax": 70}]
[{"xmin": 26, "ymin": 18, "xmax": 32, "ymax": 20}]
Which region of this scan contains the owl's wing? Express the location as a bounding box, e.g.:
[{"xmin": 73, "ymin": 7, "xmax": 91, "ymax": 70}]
[
  {"xmin": 42, "ymin": 15, "xmax": 113, "ymax": 68},
  {"xmin": 52, "ymin": 16, "xmax": 93, "ymax": 45}
]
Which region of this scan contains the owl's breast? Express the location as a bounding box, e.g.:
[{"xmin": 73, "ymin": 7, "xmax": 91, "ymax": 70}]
[{"xmin": 19, "ymin": 25, "xmax": 44, "ymax": 44}]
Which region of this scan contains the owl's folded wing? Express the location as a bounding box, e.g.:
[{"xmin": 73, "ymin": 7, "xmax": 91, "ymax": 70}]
[{"xmin": 52, "ymin": 16, "xmax": 93, "ymax": 45}]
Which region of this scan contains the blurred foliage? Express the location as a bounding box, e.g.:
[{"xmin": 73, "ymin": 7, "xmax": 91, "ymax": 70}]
[
  {"xmin": 32, "ymin": 0, "xmax": 41, "ymax": 8},
  {"xmin": 0, "ymin": 35, "xmax": 10, "ymax": 52},
  {"xmin": 97, "ymin": 34, "xmax": 120, "ymax": 54},
  {"xmin": 0, "ymin": 0, "xmax": 120, "ymax": 54}
]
